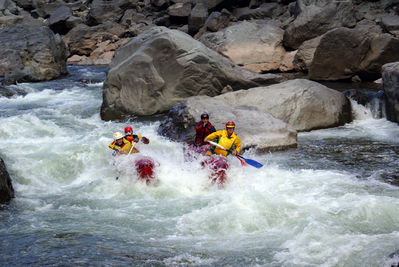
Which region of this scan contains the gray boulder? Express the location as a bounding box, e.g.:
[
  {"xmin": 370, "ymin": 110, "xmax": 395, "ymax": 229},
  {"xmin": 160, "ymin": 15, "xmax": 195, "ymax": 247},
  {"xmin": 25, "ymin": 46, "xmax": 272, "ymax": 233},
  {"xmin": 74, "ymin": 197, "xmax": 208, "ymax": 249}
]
[
  {"xmin": 188, "ymin": 3, "xmax": 208, "ymax": 34},
  {"xmin": 157, "ymin": 95, "xmax": 297, "ymax": 152},
  {"xmin": 215, "ymin": 79, "xmax": 352, "ymax": 132},
  {"xmin": 101, "ymin": 26, "xmax": 284, "ymax": 120},
  {"xmin": 0, "ymin": 24, "xmax": 67, "ymax": 84},
  {"xmin": 382, "ymin": 62, "xmax": 399, "ymax": 123},
  {"xmin": 200, "ymin": 20, "xmax": 287, "ymax": 72},
  {"xmin": 283, "ymin": 0, "xmax": 356, "ymax": 49},
  {"xmin": 45, "ymin": 6, "xmax": 73, "ymax": 35},
  {"xmin": 0, "ymin": 157, "xmax": 14, "ymax": 204},
  {"xmin": 86, "ymin": 0, "xmax": 126, "ymax": 26},
  {"xmin": 294, "ymin": 22, "xmax": 399, "ymax": 81},
  {"xmin": 203, "ymin": 9, "xmax": 234, "ymax": 32}
]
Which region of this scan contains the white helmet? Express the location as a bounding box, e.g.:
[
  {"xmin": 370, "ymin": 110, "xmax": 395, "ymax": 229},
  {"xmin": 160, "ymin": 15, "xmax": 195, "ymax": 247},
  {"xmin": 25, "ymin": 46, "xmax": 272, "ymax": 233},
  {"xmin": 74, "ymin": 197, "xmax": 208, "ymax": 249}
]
[{"xmin": 113, "ymin": 132, "xmax": 124, "ymax": 140}]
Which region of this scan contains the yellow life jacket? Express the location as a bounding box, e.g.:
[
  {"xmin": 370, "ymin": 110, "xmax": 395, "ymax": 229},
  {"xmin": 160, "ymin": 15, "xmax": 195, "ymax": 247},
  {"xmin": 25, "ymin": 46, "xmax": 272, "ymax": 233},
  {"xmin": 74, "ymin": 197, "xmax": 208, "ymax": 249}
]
[
  {"xmin": 125, "ymin": 134, "xmax": 143, "ymax": 154},
  {"xmin": 108, "ymin": 138, "xmax": 133, "ymax": 155},
  {"xmin": 205, "ymin": 130, "xmax": 241, "ymax": 157}
]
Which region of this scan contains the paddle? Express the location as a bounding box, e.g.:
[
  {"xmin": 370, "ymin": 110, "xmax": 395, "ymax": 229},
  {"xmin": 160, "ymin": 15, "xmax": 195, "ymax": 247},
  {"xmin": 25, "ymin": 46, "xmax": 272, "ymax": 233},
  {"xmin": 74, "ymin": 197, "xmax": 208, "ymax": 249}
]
[
  {"xmin": 127, "ymin": 141, "xmax": 137, "ymax": 155},
  {"xmin": 207, "ymin": 140, "xmax": 263, "ymax": 168}
]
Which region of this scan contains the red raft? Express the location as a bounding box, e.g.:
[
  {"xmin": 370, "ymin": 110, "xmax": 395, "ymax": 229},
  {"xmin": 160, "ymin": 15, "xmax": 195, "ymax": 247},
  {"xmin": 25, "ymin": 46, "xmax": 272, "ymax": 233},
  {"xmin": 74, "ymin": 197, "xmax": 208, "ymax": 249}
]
[
  {"xmin": 134, "ymin": 156, "xmax": 157, "ymax": 184},
  {"xmin": 201, "ymin": 155, "xmax": 229, "ymax": 186},
  {"xmin": 184, "ymin": 144, "xmax": 230, "ymax": 186}
]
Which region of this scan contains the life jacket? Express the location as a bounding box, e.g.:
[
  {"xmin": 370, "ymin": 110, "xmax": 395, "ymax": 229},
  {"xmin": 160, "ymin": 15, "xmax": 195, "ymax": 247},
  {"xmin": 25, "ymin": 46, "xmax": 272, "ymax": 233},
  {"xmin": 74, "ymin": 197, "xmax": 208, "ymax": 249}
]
[
  {"xmin": 205, "ymin": 130, "xmax": 241, "ymax": 157},
  {"xmin": 108, "ymin": 139, "xmax": 132, "ymax": 155},
  {"xmin": 194, "ymin": 121, "xmax": 216, "ymax": 146},
  {"xmin": 124, "ymin": 134, "xmax": 142, "ymax": 153}
]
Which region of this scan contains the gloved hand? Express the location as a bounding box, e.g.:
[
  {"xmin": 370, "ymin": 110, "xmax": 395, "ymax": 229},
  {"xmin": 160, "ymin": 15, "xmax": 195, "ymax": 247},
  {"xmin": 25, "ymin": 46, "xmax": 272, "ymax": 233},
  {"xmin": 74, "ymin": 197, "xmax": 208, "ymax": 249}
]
[
  {"xmin": 141, "ymin": 137, "xmax": 149, "ymax": 144},
  {"xmin": 133, "ymin": 136, "xmax": 139, "ymax": 143}
]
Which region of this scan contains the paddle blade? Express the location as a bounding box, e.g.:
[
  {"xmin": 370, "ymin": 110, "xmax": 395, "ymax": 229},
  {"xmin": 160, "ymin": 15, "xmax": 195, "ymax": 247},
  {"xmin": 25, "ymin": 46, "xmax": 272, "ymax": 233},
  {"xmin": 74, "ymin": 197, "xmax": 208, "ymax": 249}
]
[{"xmin": 237, "ymin": 156, "xmax": 263, "ymax": 168}]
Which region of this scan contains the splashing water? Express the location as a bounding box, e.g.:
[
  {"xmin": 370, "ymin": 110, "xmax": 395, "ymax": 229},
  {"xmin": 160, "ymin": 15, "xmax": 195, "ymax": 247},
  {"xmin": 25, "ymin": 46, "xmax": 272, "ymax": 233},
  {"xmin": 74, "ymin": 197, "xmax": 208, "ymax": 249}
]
[{"xmin": 0, "ymin": 66, "xmax": 398, "ymax": 266}]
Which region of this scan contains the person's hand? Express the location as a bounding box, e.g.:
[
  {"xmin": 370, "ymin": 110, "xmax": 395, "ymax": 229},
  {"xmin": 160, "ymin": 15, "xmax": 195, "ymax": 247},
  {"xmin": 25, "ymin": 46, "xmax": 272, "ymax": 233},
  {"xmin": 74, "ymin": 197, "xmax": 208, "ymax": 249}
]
[
  {"xmin": 141, "ymin": 137, "xmax": 149, "ymax": 144},
  {"xmin": 204, "ymin": 138, "xmax": 208, "ymax": 143},
  {"xmin": 231, "ymin": 150, "xmax": 237, "ymax": 156}
]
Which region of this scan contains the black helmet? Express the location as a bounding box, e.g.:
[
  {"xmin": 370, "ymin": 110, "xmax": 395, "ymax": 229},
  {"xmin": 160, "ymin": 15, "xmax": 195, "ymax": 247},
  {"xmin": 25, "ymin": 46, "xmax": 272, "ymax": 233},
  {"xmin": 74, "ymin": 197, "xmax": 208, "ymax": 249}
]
[{"xmin": 201, "ymin": 113, "xmax": 209, "ymax": 119}]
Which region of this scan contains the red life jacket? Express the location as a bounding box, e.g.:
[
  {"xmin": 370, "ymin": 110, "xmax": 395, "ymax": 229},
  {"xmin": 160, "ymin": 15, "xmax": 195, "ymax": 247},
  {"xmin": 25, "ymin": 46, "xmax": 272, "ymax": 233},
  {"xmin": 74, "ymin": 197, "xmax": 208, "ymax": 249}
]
[{"xmin": 194, "ymin": 121, "xmax": 216, "ymax": 146}]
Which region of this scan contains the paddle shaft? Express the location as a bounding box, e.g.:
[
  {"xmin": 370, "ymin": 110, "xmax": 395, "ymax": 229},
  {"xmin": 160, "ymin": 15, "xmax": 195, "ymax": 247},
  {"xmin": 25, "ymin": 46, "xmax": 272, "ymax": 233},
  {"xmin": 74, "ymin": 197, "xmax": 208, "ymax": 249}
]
[
  {"xmin": 207, "ymin": 140, "xmax": 263, "ymax": 168},
  {"xmin": 127, "ymin": 142, "xmax": 137, "ymax": 155}
]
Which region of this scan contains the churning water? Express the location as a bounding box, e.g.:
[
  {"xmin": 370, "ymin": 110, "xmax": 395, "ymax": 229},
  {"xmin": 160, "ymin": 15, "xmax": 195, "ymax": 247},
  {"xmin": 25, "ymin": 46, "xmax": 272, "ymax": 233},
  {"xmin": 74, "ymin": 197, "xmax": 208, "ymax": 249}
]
[{"xmin": 0, "ymin": 66, "xmax": 398, "ymax": 266}]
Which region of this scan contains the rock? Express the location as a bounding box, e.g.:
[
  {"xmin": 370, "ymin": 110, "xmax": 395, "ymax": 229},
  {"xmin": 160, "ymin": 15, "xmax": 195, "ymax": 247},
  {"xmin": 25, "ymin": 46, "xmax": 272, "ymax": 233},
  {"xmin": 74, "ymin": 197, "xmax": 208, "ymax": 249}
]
[
  {"xmin": 101, "ymin": 26, "xmax": 284, "ymax": 120},
  {"xmin": 204, "ymin": 9, "xmax": 234, "ymax": 32},
  {"xmin": 294, "ymin": 22, "xmax": 399, "ymax": 81},
  {"xmin": 379, "ymin": 14, "xmax": 399, "ymax": 32},
  {"xmin": 168, "ymin": 2, "xmax": 191, "ymax": 17},
  {"xmin": 0, "ymin": 84, "xmax": 26, "ymax": 97},
  {"xmin": 283, "ymin": 0, "xmax": 356, "ymax": 50},
  {"xmin": 215, "ymin": 79, "xmax": 352, "ymax": 132},
  {"xmin": 0, "ymin": 157, "xmax": 14, "ymax": 204},
  {"xmin": 64, "ymin": 22, "xmax": 125, "ymax": 56},
  {"xmin": 45, "ymin": 6, "xmax": 73, "ymax": 35},
  {"xmin": 0, "ymin": 24, "xmax": 67, "ymax": 84},
  {"xmin": 86, "ymin": 0, "xmax": 125, "ymax": 26},
  {"xmin": 188, "ymin": 3, "xmax": 207, "ymax": 34},
  {"xmin": 157, "ymin": 95, "xmax": 297, "ymax": 152},
  {"xmin": 200, "ymin": 20, "xmax": 287, "ymax": 73},
  {"xmin": 343, "ymin": 89, "xmax": 370, "ymax": 106},
  {"xmin": 233, "ymin": 2, "xmax": 283, "ymax": 21},
  {"xmin": 382, "ymin": 62, "xmax": 399, "ymax": 123}
]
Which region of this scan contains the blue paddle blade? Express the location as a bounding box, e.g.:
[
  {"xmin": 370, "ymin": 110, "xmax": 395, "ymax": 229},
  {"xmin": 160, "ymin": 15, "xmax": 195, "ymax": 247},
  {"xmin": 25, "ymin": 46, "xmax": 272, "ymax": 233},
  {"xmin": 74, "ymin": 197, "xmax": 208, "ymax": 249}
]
[
  {"xmin": 244, "ymin": 158, "xmax": 263, "ymax": 168},
  {"xmin": 237, "ymin": 155, "xmax": 263, "ymax": 168}
]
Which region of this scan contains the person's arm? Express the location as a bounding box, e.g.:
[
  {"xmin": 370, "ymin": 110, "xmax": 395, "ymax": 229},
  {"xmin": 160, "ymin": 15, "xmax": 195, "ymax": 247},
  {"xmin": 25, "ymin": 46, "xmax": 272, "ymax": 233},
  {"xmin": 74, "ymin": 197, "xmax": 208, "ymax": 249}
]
[
  {"xmin": 195, "ymin": 121, "xmax": 203, "ymax": 132},
  {"xmin": 232, "ymin": 136, "xmax": 242, "ymax": 155},
  {"xmin": 204, "ymin": 131, "xmax": 221, "ymax": 142},
  {"xmin": 141, "ymin": 136, "xmax": 150, "ymax": 144}
]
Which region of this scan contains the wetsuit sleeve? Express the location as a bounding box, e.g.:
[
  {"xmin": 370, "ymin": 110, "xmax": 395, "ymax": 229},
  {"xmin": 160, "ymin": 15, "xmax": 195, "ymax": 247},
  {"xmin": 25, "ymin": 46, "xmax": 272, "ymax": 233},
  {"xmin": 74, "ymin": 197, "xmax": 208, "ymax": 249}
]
[
  {"xmin": 205, "ymin": 130, "xmax": 221, "ymax": 141},
  {"xmin": 234, "ymin": 136, "xmax": 242, "ymax": 153},
  {"xmin": 109, "ymin": 141, "xmax": 116, "ymax": 150}
]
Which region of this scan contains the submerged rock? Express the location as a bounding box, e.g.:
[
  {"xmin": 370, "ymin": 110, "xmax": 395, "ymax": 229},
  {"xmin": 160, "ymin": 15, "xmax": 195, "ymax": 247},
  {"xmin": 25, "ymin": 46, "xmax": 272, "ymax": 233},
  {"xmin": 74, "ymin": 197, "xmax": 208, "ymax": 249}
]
[
  {"xmin": 0, "ymin": 157, "xmax": 14, "ymax": 204},
  {"xmin": 382, "ymin": 62, "xmax": 399, "ymax": 124}
]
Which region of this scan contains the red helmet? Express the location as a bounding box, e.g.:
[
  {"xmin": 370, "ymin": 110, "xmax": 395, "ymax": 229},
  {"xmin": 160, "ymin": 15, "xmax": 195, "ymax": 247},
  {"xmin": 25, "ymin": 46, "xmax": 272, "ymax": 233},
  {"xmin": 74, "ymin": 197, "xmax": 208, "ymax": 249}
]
[
  {"xmin": 124, "ymin": 126, "xmax": 133, "ymax": 133},
  {"xmin": 226, "ymin": 121, "xmax": 235, "ymax": 128}
]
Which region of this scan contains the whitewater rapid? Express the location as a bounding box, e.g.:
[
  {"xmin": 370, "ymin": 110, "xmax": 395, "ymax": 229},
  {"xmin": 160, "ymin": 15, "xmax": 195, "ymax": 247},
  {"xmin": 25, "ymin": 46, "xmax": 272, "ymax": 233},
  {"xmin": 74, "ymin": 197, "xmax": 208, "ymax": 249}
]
[{"xmin": 0, "ymin": 66, "xmax": 398, "ymax": 266}]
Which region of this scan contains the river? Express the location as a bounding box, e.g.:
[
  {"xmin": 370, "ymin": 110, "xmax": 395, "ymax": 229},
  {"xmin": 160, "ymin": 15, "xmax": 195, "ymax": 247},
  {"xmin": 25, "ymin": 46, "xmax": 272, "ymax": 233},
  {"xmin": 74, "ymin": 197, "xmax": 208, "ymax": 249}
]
[{"xmin": 0, "ymin": 66, "xmax": 398, "ymax": 266}]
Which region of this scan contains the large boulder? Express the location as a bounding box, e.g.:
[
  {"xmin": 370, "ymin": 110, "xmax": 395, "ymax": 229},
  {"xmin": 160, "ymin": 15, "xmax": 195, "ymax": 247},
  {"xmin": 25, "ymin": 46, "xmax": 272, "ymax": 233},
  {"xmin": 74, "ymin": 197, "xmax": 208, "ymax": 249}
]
[
  {"xmin": 200, "ymin": 20, "xmax": 287, "ymax": 72},
  {"xmin": 64, "ymin": 22, "xmax": 126, "ymax": 56},
  {"xmin": 294, "ymin": 22, "xmax": 399, "ymax": 81},
  {"xmin": 0, "ymin": 24, "xmax": 67, "ymax": 84},
  {"xmin": 382, "ymin": 62, "xmax": 399, "ymax": 123},
  {"xmin": 283, "ymin": 0, "xmax": 356, "ymax": 50},
  {"xmin": 0, "ymin": 157, "xmax": 14, "ymax": 204},
  {"xmin": 101, "ymin": 26, "xmax": 285, "ymax": 120},
  {"xmin": 215, "ymin": 79, "xmax": 352, "ymax": 132},
  {"xmin": 157, "ymin": 95, "xmax": 297, "ymax": 152}
]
